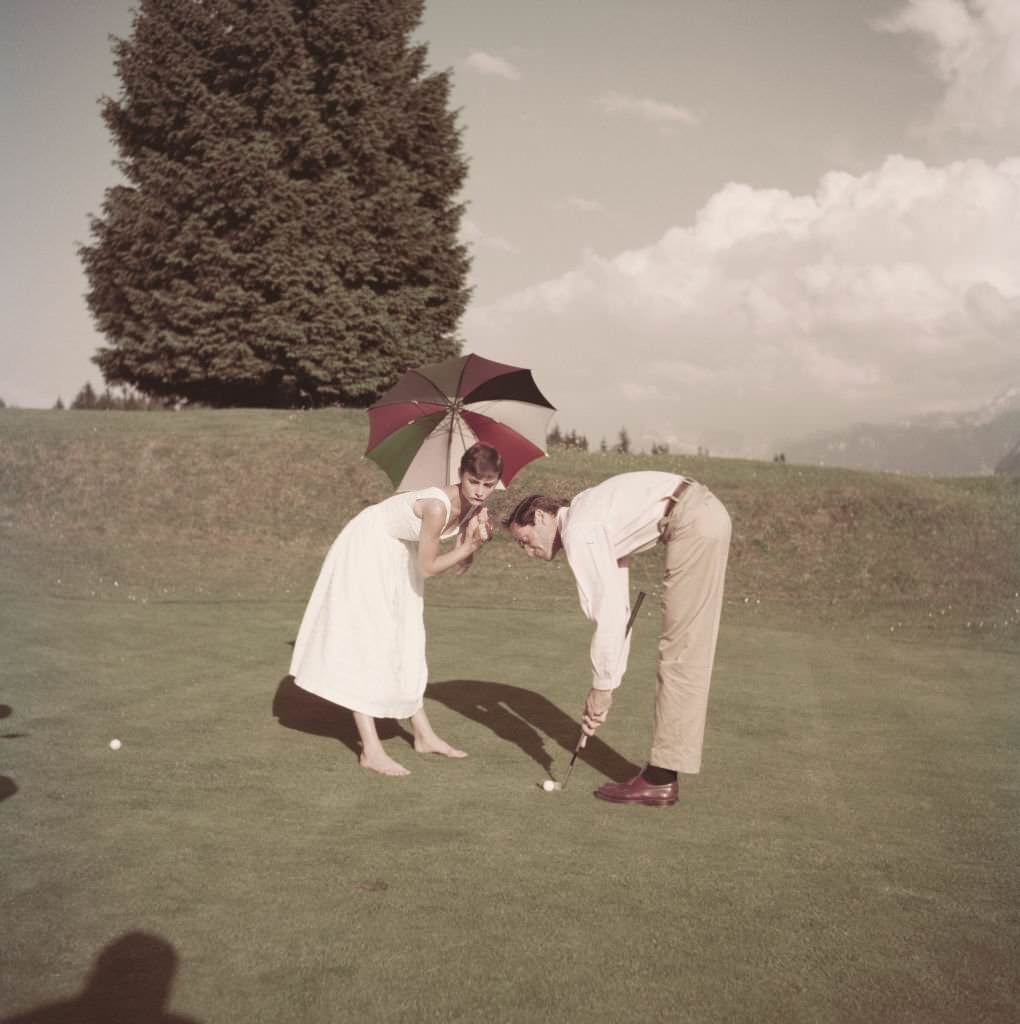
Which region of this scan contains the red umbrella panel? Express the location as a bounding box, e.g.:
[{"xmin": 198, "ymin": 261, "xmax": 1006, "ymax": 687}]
[{"xmin": 365, "ymin": 354, "xmax": 557, "ymax": 490}]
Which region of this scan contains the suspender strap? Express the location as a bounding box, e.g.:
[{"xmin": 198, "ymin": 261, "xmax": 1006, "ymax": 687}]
[
  {"xmin": 658, "ymin": 478, "xmax": 693, "ymax": 542},
  {"xmin": 664, "ymin": 478, "xmax": 692, "ymax": 516}
]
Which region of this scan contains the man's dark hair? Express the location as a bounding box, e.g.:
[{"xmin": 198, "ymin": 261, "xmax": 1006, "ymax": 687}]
[{"xmin": 503, "ymin": 494, "xmax": 570, "ymax": 528}]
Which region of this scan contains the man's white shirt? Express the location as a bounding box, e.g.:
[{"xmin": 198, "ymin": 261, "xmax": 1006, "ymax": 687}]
[{"xmin": 556, "ymin": 471, "xmax": 685, "ymax": 691}]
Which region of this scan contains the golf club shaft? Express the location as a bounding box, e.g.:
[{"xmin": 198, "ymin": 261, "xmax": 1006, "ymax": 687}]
[
  {"xmin": 625, "ymin": 590, "xmax": 647, "ymax": 636},
  {"xmin": 565, "ymin": 589, "xmax": 647, "ymax": 774}
]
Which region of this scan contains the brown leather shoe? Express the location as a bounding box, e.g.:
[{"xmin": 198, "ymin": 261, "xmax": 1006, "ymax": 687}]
[{"xmin": 594, "ymin": 772, "xmax": 678, "ymax": 807}]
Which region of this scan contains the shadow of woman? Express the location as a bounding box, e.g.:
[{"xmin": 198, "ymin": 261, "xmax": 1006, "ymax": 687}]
[
  {"xmin": 1, "ymin": 931, "xmax": 200, "ymax": 1023},
  {"xmin": 272, "ymin": 676, "xmax": 637, "ymax": 781},
  {"xmin": 271, "ymin": 676, "xmax": 413, "ymax": 758},
  {"xmin": 426, "ymin": 680, "xmax": 639, "ymax": 782}
]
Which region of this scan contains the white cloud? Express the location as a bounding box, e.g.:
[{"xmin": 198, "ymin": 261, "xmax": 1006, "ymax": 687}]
[
  {"xmin": 465, "ymin": 156, "xmax": 1020, "ymax": 451},
  {"xmin": 481, "ymin": 236, "xmax": 518, "ymax": 254},
  {"xmin": 460, "ymin": 218, "xmax": 518, "ymax": 254},
  {"xmin": 874, "ymin": 0, "xmax": 1020, "ymax": 151},
  {"xmin": 464, "ymin": 51, "xmax": 522, "ymax": 81},
  {"xmin": 621, "ymin": 381, "xmax": 663, "ymax": 401},
  {"xmin": 563, "ymin": 195, "xmax": 605, "ymax": 213},
  {"xmin": 596, "ymin": 91, "xmax": 699, "ymax": 126}
]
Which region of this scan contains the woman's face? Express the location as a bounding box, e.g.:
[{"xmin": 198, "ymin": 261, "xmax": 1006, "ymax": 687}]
[{"xmin": 459, "ymin": 471, "xmax": 500, "ymax": 507}]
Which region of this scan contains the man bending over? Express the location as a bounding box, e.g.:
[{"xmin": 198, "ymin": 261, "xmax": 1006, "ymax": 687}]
[{"xmin": 504, "ymin": 472, "xmax": 731, "ymax": 807}]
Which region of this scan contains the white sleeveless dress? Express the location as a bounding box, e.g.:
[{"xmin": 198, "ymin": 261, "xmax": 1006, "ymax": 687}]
[{"xmin": 289, "ymin": 487, "xmax": 459, "ymax": 719}]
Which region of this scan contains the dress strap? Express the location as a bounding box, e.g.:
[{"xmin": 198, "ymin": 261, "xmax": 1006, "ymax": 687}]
[{"xmin": 424, "ymin": 487, "xmax": 453, "ymax": 532}]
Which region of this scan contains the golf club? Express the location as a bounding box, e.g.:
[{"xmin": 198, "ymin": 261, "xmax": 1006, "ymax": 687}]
[{"xmin": 543, "ymin": 589, "xmax": 647, "ymax": 792}]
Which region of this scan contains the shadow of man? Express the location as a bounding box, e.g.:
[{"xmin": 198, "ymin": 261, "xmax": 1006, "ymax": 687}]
[
  {"xmin": 427, "ymin": 680, "xmax": 639, "ymax": 782},
  {"xmin": 271, "ymin": 676, "xmax": 413, "ymax": 759},
  {"xmin": 1, "ymin": 931, "xmax": 200, "ymax": 1024},
  {"xmin": 272, "ymin": 676, "xmax": 637, "ymax": 781}
]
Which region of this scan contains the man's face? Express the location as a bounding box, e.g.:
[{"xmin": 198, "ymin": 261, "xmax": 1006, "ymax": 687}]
[{"xmin": 510, "ymin": 509, "xmax": 559, "ymax": 561}]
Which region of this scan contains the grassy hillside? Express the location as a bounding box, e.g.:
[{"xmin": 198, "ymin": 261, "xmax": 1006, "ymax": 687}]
[
  {"xmin": 2, "ymin": 407, "xmax": 1019, "ymax": 647},
  {"xmin": 4, "ymin": 408, "xmax": 1018, "ymax": 1023}
]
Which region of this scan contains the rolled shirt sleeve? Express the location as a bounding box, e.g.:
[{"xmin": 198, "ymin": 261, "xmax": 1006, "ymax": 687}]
[{"xmin": 561, "ymin": 522, "xmax": 633, "ymax": 690}]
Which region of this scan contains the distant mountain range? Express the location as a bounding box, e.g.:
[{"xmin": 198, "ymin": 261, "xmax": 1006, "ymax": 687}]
[{"xmin": 780, "ymin": 386, "xmax": 1020, "ymax": 477}]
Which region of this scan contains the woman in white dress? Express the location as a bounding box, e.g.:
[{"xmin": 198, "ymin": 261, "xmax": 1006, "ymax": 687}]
[{"xmin": 289, "ymin": 443, "xmax": 502, "ymax": 776}]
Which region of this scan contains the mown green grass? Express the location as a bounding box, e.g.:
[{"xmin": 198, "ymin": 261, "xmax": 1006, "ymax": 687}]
[
  {"xmin": 1, "ymin": 408, "xmax": 1018, "ymax": 1022},
  {"xmin": 3, "ymin": 597, "xmax": 1017, "ymax": 1022}
]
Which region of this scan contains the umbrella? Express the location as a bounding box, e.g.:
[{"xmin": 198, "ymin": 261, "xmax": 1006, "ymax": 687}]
[{"xmin": 365, "ymin": 353, "xmax": 556, "ymax": 490}]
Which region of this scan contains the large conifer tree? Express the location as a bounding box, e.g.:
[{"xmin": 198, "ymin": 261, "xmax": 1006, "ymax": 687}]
[{"xmin": 81, "ymin": 0, "xmax": 469, "ymax": 407}]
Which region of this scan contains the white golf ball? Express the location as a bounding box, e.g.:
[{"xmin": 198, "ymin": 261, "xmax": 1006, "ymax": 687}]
[
  {"xmin": 109, "ymin": 738, "xmax": 122, "ymax": 750},
  {"xmin": 542, "ymin": 780, "xmax": 555, "ymax": 792}
]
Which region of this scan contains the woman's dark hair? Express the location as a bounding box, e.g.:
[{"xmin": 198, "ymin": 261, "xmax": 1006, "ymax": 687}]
[
  {"xmin": 502, "ymin": 494, "xmax": 570, "ymax": 528},
  {"xmin": 459, "ymin": 442, "xmax": 503, "ymax": 478}
]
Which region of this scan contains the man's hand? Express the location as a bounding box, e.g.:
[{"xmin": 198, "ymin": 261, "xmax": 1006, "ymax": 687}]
[{"xmin": 581, "ymin": 687, "xmax": 613, "ymax": 736}]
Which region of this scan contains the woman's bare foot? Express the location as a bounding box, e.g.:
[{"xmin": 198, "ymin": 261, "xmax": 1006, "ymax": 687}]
[
  {"xmin": 413, "ymin": 735, "xmax": 468, "ymax": 758},
  {"xmin": 359, "ymin": 750, "xmax": 410, "ymax": 776},
  {"xmin": 408, "ymin": 708, "xmax": 466, "ymax": 758}
]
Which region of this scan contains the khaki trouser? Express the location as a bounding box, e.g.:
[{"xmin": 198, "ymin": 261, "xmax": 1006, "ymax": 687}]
[{"xmin": 649, "ymin": 483, "xmax": 731, "ymax": 774}]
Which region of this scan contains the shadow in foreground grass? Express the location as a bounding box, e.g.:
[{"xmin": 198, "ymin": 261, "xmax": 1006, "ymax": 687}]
[
  {"xmin": 1, "ymin": 700, "xmax": 29, "ymax": 741},
  {"xmin": 271, "ymin": 676, "xmax": 414, "ymax": 758},
  {"xmin": 1, "ymin": 931, "xmax": 199, "ymax": 1024},
  {"xmin": 271, "ymin": 676, "xmax": 639, "ymax": 781},
  {"xmin": 427, "ymin": 679, "xmax": 639, "ymax": 782}
]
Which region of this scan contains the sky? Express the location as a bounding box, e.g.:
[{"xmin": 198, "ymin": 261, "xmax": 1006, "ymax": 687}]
[{"xmin": 2, "ymin": 0, "xmax": 1019, "ymax": 454}]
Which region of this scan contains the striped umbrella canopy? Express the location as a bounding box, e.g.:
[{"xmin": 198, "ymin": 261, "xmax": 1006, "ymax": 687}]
[{"xmin": 365, "ymin": 353, "xmax": 556, "ymax": 490}]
